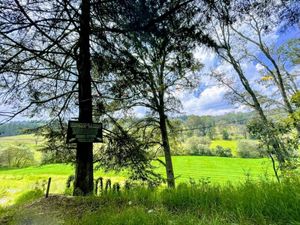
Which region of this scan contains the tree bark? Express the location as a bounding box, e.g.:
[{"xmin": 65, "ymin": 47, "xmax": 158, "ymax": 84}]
[
  {"xmin": 159, "ymin": 110, "xmax": 175, "ymax": 188},
  {"xmin": 226, "ymin": 52, "xmax": 286, "ymax": 167},
  {"xmin": 73, "ymin": 0, "xmax": 94, "ymax": 195}
]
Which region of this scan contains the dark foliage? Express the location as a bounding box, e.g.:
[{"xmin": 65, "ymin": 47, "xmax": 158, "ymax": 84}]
[{"xmin": 96, "ymin": 123, "xmax": 163, "ymax": 186}]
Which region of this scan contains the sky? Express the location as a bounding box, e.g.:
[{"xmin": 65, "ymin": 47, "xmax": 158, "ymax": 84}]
[
  {"xmin": 0, "ymin": 24, "xmax": 299, "ymax": 122},
  {"xmin": 169, "ymin": 26, "xmax": 300, "ymax": 117}
]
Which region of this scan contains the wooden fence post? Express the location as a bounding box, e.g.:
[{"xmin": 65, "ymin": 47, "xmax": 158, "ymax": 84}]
[{"xmin": 45, "ymin": 177, "xmax": 51, "ymax": 198}]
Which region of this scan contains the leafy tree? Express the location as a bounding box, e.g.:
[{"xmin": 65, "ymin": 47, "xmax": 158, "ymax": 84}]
[
  {"xmin": 37, "ymin": 121, "xmax": 75, "ymax": 164},
  {"xmin": 186, "ymin": 115, "xmax": 216, "ymax": 137},
  {"xmin": 0, "ymin": 0, "xmax": 95, "ymax": 195},
  {"xmin": 92, "ymin": 0, "xmax": 213, "ymax": 187},
  {"xmin": 0, "ymin": 0, "xmax": 203, "ymax": 193},
  {"xmin": 203, "ymin": 0, "xmax": 299, "ymax": 177},
  {"xmin": 96, "ymin": 122, "xmax": 163, "ymax": 185},
  {"xmin": 230, "ymin": 17, "xmax": 300, "ymax": 134},
  {"xmin": 183, "ymin": 136, "xmax": 213, "ymax": 156},
  {"xmin": 222, "ymin": 129, "xmax": 230, "ymax": 140},
  {"xmin": 236, "ymin": 140, "xmax": 265, "ymax": 159},
  {"xmin": 0, "ymin": 144, "xmax": 35, "ymax": 168},
  {"xmin": 247, "ymin": 119, "xmax": 298, "ymax": 181},
  {"xmin": 214, "ymin": 145, "xmax": 232, "ymax": 157}
]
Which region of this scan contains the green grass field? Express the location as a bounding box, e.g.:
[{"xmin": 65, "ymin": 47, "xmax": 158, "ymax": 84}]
[
  {"xmin": 0, "ymin": 134, "xmax": 44, "ymax": 162},
  {"xmin": 0, "ymin": 134, "xmax": 43, "ymax": 143},
  {"xmin": 157, "ymin": 156, "xmax": 273, "ymax": 183},
  {"xmin": 0, "ymin": 136, "xmax": 296, "ymax": 225},
  {"xmin": 0, "ymin": 164, "xmax": 126, "ymax": 206},
  {"xmin": 210, "ymin": 140, "xmax": 238, "ymax": 153},
  {"xmin": 0, "ymin": 135, "xmax": 276, "ymax": 207},
  {"xmin": 0, "ymin": 156, "xmax": 275, "ymax": 206}
]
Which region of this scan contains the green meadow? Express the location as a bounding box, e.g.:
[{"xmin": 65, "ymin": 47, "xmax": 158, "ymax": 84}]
[
  {"xmin": 0, "ymin": 156, "xmax": 274, "ymax": 206},
  {"xmin": 158, "ymin": 156, "xmax": 273, "ymax": 183},
  {"xmin": 210, "ymin": 140, "xmax": 238, "ymax": 153},
  {"xmin": 0, "ymin": 134, "xmax": 44, "ymax": 147},
  {"xmin": 0, "ymin": 136, "xmax": 297, "ymax": 225},
  {"xmin": 0, "ymin": 135, "xmax": 276, "ymax": 207}
]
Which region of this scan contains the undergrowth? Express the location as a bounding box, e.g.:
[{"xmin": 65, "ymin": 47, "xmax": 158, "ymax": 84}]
[
  {"xmin": 67, "ymin": 178, "xmax": 300, "ymax": 225},
  {"xmin": 1, "ymin": 178, "xmax": 299, "ymax": 225}
]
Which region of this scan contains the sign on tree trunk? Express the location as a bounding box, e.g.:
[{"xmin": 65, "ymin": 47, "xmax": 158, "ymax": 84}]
[{"xmin": 66, "ymin": 121, "xmax": 103, "ymax": 143}]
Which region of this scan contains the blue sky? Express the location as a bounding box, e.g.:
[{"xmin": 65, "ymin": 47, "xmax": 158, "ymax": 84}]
[
  {"xmin": 0, "ymin": 25, "xmax": 299, "ymax": 122},
  {"xmin": 171, "ymin": 25, "xmax": 300, "ymax": 117}
]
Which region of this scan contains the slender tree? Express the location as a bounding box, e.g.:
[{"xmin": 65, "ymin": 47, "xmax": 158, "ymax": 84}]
[
  {"xmin": 92, "ymin": 0, "xmax": 213, "ymax": 187},
  {"xmin": 202, "ymin": 0, "xmax": 299, "ymax": 175}
]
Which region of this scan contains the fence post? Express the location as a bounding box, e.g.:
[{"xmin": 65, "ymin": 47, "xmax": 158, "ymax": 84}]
[{"xmin": 45, "ymin": 177, "xmax": 51, "ymax": 198}]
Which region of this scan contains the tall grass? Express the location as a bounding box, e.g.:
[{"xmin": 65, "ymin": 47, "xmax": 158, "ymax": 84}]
[{"xmin": 66, "ymin": 178, "xmax": 300, "ymax": 225}]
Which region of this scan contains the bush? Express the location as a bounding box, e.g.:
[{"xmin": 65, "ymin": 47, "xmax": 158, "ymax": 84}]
[
  {"xmin": 184, "ymin": 136, "xmax": 214, "ymax": 156},
  {"xmin": 222, "ymin": 129, "xmax": 230, "ymax": 140},
  {"xmin": 190, "ymin": 144, "xmax": 214, "ymax": 156},
  {"xmin": 0, "ymin": 144, "xmax": 35, "ymax": 168},
  {"xmin": 214, "ymin": 145, "xmax": 233, "ymax": 157},
  {"xmin": 237, "ymin": 140, "xmax": 265, "ymax": 158}
]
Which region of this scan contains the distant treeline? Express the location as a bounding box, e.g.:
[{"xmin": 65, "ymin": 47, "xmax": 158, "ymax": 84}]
[
  {"xmin": 178, "ymin": 111, "xmax": 254, "ymax": 125},
  {"xmin": 0, "ymin": 121, "xmax": 45, "ymax": 137},
  {"xmin": 0, "ymin": 112, "xmax": 256, "ymax": 137}
]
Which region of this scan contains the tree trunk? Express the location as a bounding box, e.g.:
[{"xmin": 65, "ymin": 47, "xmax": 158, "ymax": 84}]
[
  {"xmin": 229, "ymin": 53, "xmax": 286, "ymax": 166},
  {"xmin": 73, "ymin": 0, "xmax": 94, "ymax": 196},
  {"xmin": 159, "ymin": 110, "xmax": 175, "ymax": 188}
]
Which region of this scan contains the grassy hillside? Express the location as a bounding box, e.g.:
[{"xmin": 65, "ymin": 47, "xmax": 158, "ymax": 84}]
[
  {"xmin": 0, "ymin": 156, "xmax": 275, "ymax": 206},
  {"xmin": 0, "ymin": 134, "xmax": 43, "ymax": 144},
  {"xmin": 0, "ymin": 164, "xmax": 126, "ymax": 206},
  {"xmin": 0, "ymin": 134, "xmax": 44, "ymax": 162},
  {"xmin": 157, "ymin": 156, "xmax": 273, "ymax": 183}
]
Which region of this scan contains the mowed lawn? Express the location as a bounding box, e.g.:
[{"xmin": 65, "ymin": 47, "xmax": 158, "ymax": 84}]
[{"xmin": 0, "ymin": 156, "xmax": 275, "ymax": 206}]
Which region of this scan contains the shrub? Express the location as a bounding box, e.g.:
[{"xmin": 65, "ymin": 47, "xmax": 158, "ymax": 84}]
[
  {"xmin": 214, "ymin": 145, "xmax": 233, "ymax": 157},
  {"xmin": 190, "ymin": 144, "xmax": 214, "ymax": 156},
  {"xmin": 237, "ymin": 140, "xmax": 265, "ymax": 158},
  {"xmin": 184, "ymin": 136, "xmax": 214, "ymax": 156},
  {"xmin": 197, "ymin": 137, "xmax": 212, "ymax": 145},
  {"xmin": 222, "ymin": 129, "xmax": 230, "ymax": 140},
  {"xmin": 0, "ymin": 144, "xmax": 35, "ymax": 168}
]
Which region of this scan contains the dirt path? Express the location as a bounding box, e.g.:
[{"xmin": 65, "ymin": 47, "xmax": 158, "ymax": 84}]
[{"xmin": 1, "ymin": 195, "xmax": 92, "ymax": 225}]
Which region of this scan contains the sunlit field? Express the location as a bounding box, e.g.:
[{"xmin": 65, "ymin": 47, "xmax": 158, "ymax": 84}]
[
  {"xmin": 210, "ymin": 140, "xmax": 238, "ymax": 154},
  {"xmin": 0, "ymin": 155, "xmax": 274, "ymax": 206}
]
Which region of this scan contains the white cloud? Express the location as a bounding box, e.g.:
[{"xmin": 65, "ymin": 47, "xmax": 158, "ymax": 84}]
[
  {"xmin": 177, "ymin": 86, "xmax": 242, "ymax": 116},
  {"xmin": 194, "ymin": 47, "xmax": 216, "ymax": 67},
  {"xmin": 255, "ymin": 63, "xmax": 265, "ymax": 72}
]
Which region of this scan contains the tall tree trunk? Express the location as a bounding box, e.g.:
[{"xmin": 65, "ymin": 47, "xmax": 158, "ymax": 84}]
[
  {"xmin": 260, "ymin": 48, "xmax": 300, "ymax": 136},
  {"xmin": 73, "ymin": 0, "xmax": 94, "ymax": 195},
  {"xmin": 159, "ymin": 110, "xmax": 175, "ymax": 188},
  {"xmin": 226, "ymin": 52, "xmax": 286, "ymax": 167}
]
